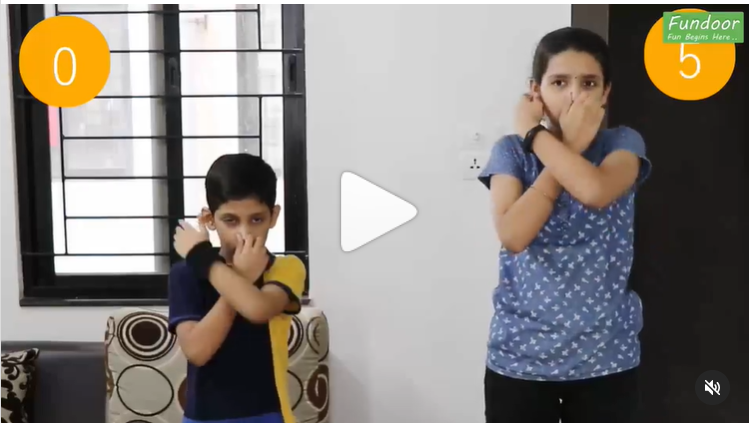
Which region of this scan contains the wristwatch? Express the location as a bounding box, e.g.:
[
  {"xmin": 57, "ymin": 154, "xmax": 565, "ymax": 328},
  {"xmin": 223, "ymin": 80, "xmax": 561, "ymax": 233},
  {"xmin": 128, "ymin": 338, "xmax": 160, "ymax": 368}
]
[{"xmin": 522, "ymin": 124, "xmax": 548, "ymax": 154}]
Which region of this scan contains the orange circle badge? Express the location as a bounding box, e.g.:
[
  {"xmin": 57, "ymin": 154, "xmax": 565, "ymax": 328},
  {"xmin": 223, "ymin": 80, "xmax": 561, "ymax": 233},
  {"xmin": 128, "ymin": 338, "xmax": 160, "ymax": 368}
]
[
  {"xmin": 19, "ymin": 16, "xmax": 110, "ymax": 108},
  {"xmin": 644, "ymin": 8, "xmax": 736, "ymax": 101}
]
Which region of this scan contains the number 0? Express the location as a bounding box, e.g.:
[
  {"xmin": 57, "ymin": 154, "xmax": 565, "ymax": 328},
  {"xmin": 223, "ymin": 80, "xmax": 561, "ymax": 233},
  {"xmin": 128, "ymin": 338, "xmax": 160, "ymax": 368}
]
[
  {"xmin": 54, "ymin": 47, "xmax": 76, "ymax": 86},
  {"xmin": 679, "ymin": 43, "xmax": 700, "ymax": 80}
]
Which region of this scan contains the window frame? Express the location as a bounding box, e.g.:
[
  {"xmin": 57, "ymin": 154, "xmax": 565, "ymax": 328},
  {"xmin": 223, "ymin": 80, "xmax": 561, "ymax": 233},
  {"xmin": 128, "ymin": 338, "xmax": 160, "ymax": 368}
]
[{"xmin": 8, "ymin": 4, "xmax": 309, "ymax": 306}]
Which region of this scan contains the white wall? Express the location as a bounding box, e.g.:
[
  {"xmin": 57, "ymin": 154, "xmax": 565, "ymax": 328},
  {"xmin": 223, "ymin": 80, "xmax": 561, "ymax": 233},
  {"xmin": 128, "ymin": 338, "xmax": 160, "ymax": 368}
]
[
  {"xmin": 305, "ymin": 5, "xmax": 569, "ymax": 423},
  {"xmin": 1, "ymin": 5, "xmax": 570, "ymax": 423}
]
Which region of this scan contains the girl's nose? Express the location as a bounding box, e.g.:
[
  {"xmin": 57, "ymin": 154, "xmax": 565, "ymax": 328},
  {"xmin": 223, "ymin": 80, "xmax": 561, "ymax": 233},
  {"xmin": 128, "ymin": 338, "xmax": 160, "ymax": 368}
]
[{"xmin": 569, "ymin": 87, "xmax": 582, "ymax": 102}]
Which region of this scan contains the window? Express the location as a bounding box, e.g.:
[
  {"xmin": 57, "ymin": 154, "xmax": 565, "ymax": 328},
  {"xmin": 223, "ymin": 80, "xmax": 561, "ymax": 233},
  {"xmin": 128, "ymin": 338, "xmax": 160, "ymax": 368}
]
[{"xmin": 9, "ymin": 4, "xmax": 309, "ymax": 305}]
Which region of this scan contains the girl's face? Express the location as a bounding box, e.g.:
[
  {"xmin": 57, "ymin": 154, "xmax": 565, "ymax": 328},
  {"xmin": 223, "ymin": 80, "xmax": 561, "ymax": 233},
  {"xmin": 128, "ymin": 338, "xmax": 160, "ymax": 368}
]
[{"xmin": 531, "ymin": 49, "xmax": 611, "ymax": 128}]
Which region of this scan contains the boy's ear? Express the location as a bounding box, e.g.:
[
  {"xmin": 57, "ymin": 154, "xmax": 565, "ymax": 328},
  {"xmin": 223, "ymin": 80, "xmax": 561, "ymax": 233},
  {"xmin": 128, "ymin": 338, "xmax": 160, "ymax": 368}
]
[
  {"xmin": 269, "ymin": 205, "xmax": 281, "ymax": 229},
  {"xmin": 199, "ymin": 207, "xmax": 216, "ymax": 230}
]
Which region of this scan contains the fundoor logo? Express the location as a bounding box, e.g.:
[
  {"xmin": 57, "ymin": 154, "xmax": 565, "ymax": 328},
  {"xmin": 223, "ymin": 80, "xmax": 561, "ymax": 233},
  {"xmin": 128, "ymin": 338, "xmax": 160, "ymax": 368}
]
[
  {"xmin": 644, "ymin": 9, "xmax": 743, "ymax": 101},
  {"xmin": 663, "ymin": 11, "xmax": 744, "ymax": 44}
]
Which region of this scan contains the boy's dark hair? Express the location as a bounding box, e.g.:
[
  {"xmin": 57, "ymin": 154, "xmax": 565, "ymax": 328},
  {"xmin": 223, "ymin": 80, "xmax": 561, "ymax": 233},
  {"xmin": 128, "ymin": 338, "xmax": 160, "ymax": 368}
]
[
  {"xmin": 205, "ymin": 153, "xmax": 277, "ymax": 212},
  {"xmin": 532, "ymin": 27, "xmax": 612, "ymax": 86}
]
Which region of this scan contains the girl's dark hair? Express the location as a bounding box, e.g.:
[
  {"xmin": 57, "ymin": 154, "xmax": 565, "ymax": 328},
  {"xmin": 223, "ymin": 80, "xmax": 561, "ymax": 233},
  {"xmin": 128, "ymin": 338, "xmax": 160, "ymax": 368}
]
[
  {"xmin": 205, "ymin": 153, "xmax": 277, "ymax": 213},
  {"xmin": 532, "ymin": 27, "xmax": 611, "ymax": 86}
]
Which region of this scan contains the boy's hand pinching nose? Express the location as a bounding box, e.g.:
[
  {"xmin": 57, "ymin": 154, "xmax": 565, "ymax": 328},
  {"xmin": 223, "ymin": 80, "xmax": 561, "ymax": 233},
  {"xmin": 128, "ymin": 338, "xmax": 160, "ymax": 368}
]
[{"xmin": 233, "ymin": 233, "xmax": 269, "ymax": 280}]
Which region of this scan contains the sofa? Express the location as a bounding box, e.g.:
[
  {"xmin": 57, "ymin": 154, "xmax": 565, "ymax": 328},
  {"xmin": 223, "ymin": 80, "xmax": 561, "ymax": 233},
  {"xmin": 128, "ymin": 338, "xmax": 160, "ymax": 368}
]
[
  {"xmin": 0, "ymin": 341, "xmax": 106, "ymax": 423},
  {"xmin": 1, "ymin": 306, "xmax": 330, "ymax": 423}
]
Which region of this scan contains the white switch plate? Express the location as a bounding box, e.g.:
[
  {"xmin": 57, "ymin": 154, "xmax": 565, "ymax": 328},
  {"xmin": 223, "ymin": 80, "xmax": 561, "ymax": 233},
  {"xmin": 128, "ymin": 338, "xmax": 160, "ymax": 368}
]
[{"xmin": 459, "ymin": 150, "xmax": 491, "ymax": 181}]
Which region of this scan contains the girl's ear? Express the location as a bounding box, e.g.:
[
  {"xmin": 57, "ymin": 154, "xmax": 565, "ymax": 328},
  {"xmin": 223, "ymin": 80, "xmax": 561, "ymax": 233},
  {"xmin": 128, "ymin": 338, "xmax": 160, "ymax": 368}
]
[
  {"xmin": 528, "ymin": 79, "xmax": 548, "ymax": 119},
  {"xmin": 602, "ymin": 83, "xmax": 612, "ymax": 108},
  {"xmin": 529, "ymin": 78, "xmax": 541, "ymax": 95}
]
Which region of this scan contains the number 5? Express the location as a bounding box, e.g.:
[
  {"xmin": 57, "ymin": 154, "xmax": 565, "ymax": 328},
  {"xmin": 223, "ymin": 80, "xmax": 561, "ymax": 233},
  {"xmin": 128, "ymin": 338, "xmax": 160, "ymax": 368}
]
[{"xmin": 679, "ymin": 43, "xmax": 700, "ymax": 80}]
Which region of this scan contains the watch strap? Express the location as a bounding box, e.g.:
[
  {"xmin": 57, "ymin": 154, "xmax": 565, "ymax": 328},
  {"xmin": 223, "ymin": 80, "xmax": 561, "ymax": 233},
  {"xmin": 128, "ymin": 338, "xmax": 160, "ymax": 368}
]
[
  {"xmin": 185, "ymin": 241, "xmax": 225, "ymax": 281},
  {"xmin": 522, "ymin": 124, "xmax": 548, "ymax": 154}
]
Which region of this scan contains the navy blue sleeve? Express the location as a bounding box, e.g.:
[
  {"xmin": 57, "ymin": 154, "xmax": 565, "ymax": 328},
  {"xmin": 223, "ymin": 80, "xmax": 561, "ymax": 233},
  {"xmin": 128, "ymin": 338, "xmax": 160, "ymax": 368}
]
[
  {"xmin": 168, "ymin": 262, "xmax": 204, "ymax": 334},
  {"xmin": 477, "ymin": 135, "xmax": 525, "ymax": 189},
  {"xmin": 604, "ymin": 126, "xmax": 652, "ymax": 189}
]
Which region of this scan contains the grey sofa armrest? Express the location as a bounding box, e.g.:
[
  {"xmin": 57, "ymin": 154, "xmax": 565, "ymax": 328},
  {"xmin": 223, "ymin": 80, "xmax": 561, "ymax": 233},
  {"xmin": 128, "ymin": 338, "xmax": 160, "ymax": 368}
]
[{"xmin": 1, "ymin": 341, "xmax": 106, "ymax": 423}]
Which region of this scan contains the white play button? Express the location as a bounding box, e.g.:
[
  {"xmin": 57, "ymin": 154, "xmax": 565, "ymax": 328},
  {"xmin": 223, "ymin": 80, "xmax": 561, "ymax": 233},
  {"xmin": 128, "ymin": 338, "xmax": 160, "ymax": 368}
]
[{"xmin": 340, "ymin": 172, "xmax": 418, "ymax": 252}]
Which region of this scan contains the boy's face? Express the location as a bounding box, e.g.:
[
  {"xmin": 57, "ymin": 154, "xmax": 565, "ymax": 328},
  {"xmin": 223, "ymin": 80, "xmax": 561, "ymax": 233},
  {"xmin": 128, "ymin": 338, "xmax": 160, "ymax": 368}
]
[{"xmin": 200, "ymin": 198, "xmax": 280, "ymax": 256}]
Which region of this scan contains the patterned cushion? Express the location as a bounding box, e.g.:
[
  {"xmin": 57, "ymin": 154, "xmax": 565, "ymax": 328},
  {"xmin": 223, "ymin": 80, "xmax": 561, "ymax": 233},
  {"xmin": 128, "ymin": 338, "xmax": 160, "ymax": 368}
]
[
  {"xmin": 105, "ymin": 308, "xmax": 186, "ymax": 423},
  {"xmin": 1, "ymin": 348, "xmax": 39, "ymax": 423},
  {"xmin": 105, "ymin": 306, "xmax": 330, "ymax": 423},
  {"xmin": 287, "ymin": 307, "xmax": 330, "ymax": 423}
]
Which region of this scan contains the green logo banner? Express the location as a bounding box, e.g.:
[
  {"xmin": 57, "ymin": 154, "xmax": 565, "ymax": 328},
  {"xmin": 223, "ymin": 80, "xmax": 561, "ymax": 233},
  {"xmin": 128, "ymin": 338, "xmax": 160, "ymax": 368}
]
[{"xmin": 663, "ymin": 12, "xmax": 743, "ymax": 44}]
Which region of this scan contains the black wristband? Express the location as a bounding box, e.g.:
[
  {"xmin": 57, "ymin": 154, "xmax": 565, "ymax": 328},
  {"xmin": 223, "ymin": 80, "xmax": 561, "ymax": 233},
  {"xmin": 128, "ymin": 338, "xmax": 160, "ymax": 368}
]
[
  {"xmin": 185, "ymin": 241, "xmax": 224, "ymax": 281},
  {"xmin": 522, "ymin": 124, "xmax": 548, "ymax": 154}
]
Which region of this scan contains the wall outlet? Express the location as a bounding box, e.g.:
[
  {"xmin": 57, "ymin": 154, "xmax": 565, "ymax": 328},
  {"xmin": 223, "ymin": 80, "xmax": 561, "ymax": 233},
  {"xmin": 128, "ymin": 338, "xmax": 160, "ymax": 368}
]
[{"xmin": 459, "ymin": 150, "xmax": 491, "ymax": 181}]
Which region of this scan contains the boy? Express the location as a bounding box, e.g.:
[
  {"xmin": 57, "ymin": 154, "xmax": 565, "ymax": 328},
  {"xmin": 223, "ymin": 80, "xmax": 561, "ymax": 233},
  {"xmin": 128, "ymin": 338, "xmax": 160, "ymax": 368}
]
[{"xmin": 169, "ymin": 153, "xmax": 306, "ymax": 423}]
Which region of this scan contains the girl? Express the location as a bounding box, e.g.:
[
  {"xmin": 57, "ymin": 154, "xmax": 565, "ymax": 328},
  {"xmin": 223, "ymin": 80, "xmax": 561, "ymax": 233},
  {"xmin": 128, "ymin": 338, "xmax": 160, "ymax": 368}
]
[{"xmin": 478, "ymin": 27, "xmax": 651, "ymax": 423}]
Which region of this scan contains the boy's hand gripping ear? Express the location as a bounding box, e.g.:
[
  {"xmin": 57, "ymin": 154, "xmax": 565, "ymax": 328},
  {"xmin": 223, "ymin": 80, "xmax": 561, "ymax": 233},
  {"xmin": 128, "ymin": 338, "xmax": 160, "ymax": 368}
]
[{"xmin": 173, "ymin": 220, "xmax": 210, "ymax": 258}]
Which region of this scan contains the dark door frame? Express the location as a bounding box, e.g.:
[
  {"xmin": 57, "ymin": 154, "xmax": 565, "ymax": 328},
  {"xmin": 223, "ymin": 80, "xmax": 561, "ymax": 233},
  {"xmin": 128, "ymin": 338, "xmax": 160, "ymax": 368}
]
[
  {"xmin": 570, "ymin": 5, "xmax": 748, "ymax": 423},
  {"xmin": 572, "ymin": 4, "xmax": 609, "ymax": 43}
]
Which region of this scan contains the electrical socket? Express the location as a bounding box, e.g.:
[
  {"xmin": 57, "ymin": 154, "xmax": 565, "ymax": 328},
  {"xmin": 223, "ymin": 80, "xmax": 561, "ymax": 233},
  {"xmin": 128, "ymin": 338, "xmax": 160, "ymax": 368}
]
[{"xmin": 459, "ymin": 150, "xmax": 491, "ymax": 181}]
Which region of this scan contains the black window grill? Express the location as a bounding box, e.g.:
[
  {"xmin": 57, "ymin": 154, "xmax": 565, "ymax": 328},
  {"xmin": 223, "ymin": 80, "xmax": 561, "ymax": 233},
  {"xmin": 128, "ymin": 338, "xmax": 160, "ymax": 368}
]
[{"xmin": 9, "ymin": 4, "xmax": 309, "ymax": 306}]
